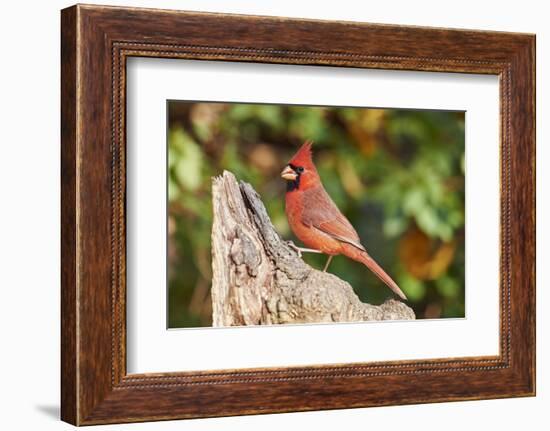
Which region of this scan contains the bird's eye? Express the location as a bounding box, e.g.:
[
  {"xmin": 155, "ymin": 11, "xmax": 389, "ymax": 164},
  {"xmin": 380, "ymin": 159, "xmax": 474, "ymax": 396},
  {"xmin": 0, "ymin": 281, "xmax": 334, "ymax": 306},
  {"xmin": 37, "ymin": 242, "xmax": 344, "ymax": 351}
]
[{"xmin": 296, "ymin": 166, "xmax": 304, "ymax": 173}]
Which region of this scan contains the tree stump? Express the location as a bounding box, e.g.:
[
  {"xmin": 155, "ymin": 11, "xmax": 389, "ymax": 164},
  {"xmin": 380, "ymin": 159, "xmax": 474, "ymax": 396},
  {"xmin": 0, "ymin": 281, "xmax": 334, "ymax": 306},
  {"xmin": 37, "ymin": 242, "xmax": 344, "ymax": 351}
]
[{"xmin": 211, "ymin": 170, "xmax": 415, "ymax": 327}]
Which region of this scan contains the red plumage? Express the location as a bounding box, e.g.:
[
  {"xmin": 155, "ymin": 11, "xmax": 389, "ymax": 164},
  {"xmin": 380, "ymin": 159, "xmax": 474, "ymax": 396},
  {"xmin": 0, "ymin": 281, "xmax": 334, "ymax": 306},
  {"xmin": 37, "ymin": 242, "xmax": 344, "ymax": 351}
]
[{"xmin": 281, "ymin": 141, "xmax": 407, "ymax": 300}]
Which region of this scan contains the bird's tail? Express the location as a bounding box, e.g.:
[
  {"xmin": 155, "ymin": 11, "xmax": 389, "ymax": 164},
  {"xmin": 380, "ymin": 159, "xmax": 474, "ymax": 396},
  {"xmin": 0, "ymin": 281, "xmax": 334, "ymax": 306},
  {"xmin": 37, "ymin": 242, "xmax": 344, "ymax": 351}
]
[{"xmin": 343, "ymin": 245, "xmax": 407, "ymax": 301}]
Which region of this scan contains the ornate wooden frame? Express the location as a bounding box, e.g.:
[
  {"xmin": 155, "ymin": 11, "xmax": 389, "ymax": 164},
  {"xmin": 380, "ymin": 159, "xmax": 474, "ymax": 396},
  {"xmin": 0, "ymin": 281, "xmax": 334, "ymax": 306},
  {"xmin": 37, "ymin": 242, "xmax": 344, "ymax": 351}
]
[{"xmin": 61, "ymin": 4, "xmax": 535, "ymax": 425}]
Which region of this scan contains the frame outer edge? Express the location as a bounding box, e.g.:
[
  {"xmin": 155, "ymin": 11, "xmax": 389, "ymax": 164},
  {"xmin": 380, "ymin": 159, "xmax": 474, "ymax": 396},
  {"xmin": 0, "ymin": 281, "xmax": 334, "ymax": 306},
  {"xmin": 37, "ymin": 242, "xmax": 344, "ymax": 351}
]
[
  {"xmin": 500, "ymin": 35, "xmax": 535, "ymax": 396},
  {"xmin": 61, "ymin": 5, "xmax": 79, "ymax": 426},
  {"xmin": 517, "ymin": 34, "xmax": 536, "ymax": 394},
  {"xmin": 527, "ymin": 35, "xmax": 536, "ymax": 395},
  {"xmin": 531, "ymin": 35, "xmax": 537, "ymax": 395}
]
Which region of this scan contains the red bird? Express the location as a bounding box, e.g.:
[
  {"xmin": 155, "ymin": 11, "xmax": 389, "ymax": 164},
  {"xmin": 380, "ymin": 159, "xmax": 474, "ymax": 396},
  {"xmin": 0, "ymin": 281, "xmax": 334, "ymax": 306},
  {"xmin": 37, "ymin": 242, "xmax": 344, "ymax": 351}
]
[{"xmin": 281, "ymin": 141, "xmax": 407, "ymax": 300}]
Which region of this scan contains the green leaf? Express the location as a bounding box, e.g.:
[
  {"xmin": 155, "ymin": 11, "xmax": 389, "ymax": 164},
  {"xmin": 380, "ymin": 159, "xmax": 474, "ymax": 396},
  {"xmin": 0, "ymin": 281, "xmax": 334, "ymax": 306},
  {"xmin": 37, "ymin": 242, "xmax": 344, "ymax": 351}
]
[
  {"xmin": 398, "ymin": 272, "xmax": 426, "ymax": 302},
  {"xmin": 383, "ymin": 217, "xmax": 407, "ymax": 237},
  {"xmin": 403, "ymin": 188, "xmax": 426, "ymax": 216},
  {"xmin": 436, "ymin": 275, "xmax": 460, "ymax": 298},
  {"xmin": 170, "ymin": 128, "xmax": 203, "ymax": 191}
]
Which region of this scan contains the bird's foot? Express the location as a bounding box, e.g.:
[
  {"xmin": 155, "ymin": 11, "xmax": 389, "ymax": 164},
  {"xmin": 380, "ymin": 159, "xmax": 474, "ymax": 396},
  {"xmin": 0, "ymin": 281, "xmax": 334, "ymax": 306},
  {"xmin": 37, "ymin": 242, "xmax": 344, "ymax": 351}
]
[
  {"xmin": 286, "ymin": 241, "xmax": 303, "ymax": 257},
  {"xmin": 286, "ymin": 241, "xmax": 323, "ymax": 258}
]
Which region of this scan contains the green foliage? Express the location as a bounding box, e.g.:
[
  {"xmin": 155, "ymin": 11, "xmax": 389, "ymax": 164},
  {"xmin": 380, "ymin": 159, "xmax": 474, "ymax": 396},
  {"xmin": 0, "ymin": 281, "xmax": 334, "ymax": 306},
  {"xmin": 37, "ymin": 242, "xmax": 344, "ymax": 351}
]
[{"xmin": 167, "ymin": 102, "xmax": 465, "ymax": 327}]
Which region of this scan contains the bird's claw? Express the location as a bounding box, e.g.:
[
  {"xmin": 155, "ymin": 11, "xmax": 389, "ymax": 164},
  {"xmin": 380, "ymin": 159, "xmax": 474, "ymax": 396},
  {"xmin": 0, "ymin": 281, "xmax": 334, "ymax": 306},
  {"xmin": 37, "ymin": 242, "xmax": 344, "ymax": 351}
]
[{"xmin": 286, "ymin": 241, "xmax": 302, "ymax": 258}]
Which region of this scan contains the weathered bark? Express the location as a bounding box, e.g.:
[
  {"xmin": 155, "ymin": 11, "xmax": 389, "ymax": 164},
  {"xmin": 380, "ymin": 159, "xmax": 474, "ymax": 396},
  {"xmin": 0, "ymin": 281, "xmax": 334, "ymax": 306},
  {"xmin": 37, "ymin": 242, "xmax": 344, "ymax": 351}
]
[{"xmin": 211, "ymin": 170, "xmax": 415, "ymax": 327}]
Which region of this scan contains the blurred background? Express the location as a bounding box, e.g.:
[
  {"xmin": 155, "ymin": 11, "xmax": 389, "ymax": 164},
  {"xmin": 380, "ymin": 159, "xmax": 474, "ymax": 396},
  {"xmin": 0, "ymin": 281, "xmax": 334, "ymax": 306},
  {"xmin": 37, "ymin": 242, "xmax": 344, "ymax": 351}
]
[{"xmin": 167, "ymin": 101, "xmax": 465, "ymax": 328}]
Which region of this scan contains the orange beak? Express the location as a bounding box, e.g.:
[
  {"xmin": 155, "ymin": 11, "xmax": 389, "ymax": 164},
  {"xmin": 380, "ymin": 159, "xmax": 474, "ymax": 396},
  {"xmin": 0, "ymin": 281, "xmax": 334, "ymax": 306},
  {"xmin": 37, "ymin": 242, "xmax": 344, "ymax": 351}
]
[{"xmin": 281, "ymin": 165, "xmax": 297, "ymax": 181}]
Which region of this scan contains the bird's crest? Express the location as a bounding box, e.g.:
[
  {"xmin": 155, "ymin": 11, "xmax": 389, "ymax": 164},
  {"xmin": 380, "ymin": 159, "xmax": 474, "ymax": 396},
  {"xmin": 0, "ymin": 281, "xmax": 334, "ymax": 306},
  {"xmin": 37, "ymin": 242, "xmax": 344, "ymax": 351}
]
[{"xmin": 288, "ymin": 141, "xmax": 314, "ymax": 167}]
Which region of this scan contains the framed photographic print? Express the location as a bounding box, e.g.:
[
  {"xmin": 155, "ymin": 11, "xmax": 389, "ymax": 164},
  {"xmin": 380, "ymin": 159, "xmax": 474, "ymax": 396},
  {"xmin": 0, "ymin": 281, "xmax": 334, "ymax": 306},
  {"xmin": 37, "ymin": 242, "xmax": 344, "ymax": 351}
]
[{"xmin": 61, "ymin": 4, "xmax": 535, "ymax": 425}]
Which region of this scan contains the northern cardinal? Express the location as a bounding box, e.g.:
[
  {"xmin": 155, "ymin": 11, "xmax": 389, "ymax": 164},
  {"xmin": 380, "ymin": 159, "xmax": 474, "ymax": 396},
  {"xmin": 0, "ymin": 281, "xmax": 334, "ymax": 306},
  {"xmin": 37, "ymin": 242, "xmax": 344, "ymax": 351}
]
[{"xmin": 281, "ymin": 141, "xmax": 407, "ymax": 300}]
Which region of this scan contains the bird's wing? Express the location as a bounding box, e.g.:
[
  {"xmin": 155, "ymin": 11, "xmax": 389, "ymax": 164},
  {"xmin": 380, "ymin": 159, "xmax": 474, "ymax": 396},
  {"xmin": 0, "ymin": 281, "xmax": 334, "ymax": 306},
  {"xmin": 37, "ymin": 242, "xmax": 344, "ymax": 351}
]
[{"xmin": 301, "ymin": 187, "xmax": 366, "ymax": 252}]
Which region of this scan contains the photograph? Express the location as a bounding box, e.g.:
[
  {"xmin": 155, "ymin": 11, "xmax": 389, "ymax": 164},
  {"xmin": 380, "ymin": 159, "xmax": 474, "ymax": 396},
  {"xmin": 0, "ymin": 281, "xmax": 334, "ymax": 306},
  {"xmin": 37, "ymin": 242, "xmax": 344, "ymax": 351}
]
[{"xmin": 167, "ymin": 100, "xmax": 466, "ymax": 328}]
